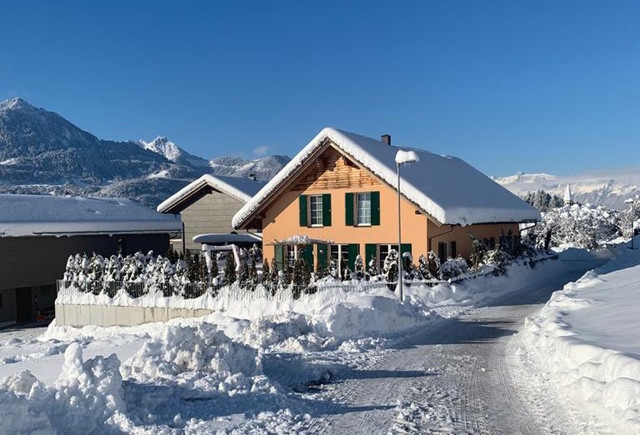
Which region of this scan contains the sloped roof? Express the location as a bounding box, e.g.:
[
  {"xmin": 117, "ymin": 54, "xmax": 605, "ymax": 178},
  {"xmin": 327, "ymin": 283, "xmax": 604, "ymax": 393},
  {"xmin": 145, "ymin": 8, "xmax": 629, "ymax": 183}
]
[
  {"xmin": 157, "ymin": 174, "xmax": 267, "ymax": 213},
  {"xmin": 0, "ymin": 194, "xmax": 181, "ymax": 237},
  {"xmin": 232, "ymin": 127, "xmax": 540, "ymax": 228}
]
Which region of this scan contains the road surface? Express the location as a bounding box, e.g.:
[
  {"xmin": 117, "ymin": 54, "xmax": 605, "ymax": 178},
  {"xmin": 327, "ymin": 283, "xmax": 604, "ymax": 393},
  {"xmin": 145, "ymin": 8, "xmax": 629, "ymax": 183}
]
[{"xmin": 306, "ymin": 256, "xmax": 606, "ymax": 434}]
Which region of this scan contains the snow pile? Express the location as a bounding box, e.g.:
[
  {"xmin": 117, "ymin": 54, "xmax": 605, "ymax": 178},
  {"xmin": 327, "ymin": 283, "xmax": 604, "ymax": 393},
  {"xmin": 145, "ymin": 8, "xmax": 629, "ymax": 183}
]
[
  {"xmin": 0, "ymin": 343, "xmax": 132, "ymax": 434},
  {"xmin": 520, "ymin": 240, "xmax": 640, "ymax": 432},
  {"xmin": 121, "ymin": 322, "xmax": 271, "ymax": 394}
]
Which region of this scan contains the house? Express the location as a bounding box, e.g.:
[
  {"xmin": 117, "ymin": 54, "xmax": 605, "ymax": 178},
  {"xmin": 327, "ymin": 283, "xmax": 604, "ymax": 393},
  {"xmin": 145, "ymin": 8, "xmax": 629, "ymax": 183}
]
[
  {"xmin": 232, "ymin": 128, "xmax": 540, "ymax": 274},
  {"xmin": 157, "ymin": 174, "xmax": 266, "ymax": 255},
  {"xmin": 0, "ymin": 194, "xmax": 181, "ymax": 326}
]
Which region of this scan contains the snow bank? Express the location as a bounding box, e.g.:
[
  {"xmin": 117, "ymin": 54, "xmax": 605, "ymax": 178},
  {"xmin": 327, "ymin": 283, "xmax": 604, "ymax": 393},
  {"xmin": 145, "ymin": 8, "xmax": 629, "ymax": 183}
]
[
  {"xmin": 0, "ymin": 343, "xmax": 133, "ymax": 434},
  {"xmin": 520, "ymin": 239, "xmax": 640, "ymax": 432}
]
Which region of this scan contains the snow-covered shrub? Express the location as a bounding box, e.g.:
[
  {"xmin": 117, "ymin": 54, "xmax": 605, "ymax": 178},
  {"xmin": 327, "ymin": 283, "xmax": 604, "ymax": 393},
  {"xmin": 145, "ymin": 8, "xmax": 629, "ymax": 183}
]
[
  {"xmin": 367, "ymin": 257, "xmax": 380, "ymax": 279},
  {"xmin": 224, "ymin": 252, "xmax": 237, "ymax": 284},
  {"xmin": 353, "ymin": 254, "xmax": 365, "ymax": 280},
  {"xmin": 383, "ymin": 249, "xmax": 399, "ymax": 284},
  {"xmin": 532, "ymin": 204, "xmax": 622, "ymax": 250},
  {"xmin": 439, "ymin": 257, "xmax": 469, "ymax": 280},
  {"xmin": 402, "ymin": 252, "xmax": 416, "ymax": 280}
]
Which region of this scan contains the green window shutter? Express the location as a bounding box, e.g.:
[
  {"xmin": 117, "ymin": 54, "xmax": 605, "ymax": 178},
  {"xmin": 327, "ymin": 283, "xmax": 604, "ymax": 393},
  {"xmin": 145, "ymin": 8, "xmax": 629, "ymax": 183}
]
[
  {"xmin": 365, "ymin": 244, "xmax": 377, "ymax": 267},
  {"xmin": 348, "ymin": 244, "xmax": 360, "ymax": 270},
  {"xmin": 316, "ymin": 243, "xmax": 328, "ymax": 268},
  {"xmin": 345, "ymin": 193, "xmax": 354, "ymax": 226},
  {"xmin": 371, "ymin": 191, "xmax": 380, "ymax": 226},
  {"xmin": 401, "ymin": 243, "xmax": 412, "ymax": 256},
  {"xmin": 299, "ymin": 195, "xmax": 308, "ymax": 227},
  {"xmin": 275, "ymin": 245, "xmax": 284, "ymax": 271},
  {"xmin": 322, "ymin": 194, "xmax": 332, "ymax": 227},
  {"xmin": 303, "ymin": 245, "xmax": 314, "ymax": 271}
]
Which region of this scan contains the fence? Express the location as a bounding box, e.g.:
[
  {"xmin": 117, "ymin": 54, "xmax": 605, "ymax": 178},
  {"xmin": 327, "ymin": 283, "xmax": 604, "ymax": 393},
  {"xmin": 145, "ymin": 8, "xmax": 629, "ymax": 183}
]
[{"xmin": 55, "ymin": 278, "xmax": 445, "ymax": 305}]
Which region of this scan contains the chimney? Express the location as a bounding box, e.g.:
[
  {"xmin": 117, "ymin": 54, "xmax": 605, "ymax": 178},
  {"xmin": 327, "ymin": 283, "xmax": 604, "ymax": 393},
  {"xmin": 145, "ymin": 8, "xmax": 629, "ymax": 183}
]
[
  {"xmin": 249, "ymin": 173, "xmax": 257, "ymax": 181},
  {"xmin": 381, "ymin": 134, "xmax": 391, "ymax": 145}
]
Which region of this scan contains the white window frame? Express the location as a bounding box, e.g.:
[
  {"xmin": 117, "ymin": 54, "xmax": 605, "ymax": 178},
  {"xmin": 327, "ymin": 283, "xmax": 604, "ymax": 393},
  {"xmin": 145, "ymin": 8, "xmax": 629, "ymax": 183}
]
[
  {"xmin": 356, "ymin": 192, "xmax": 372, "ymax": 226},
  {"xmin": 309, "ymin": 195, "xmax": 323, "ymax": 227}
]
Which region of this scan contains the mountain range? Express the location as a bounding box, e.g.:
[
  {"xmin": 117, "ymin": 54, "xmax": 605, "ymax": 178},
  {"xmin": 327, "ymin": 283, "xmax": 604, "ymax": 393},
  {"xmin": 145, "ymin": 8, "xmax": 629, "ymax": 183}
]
[
  {"xmin": 494, "ymin": 169, "xmax": 640, "ymax": 210},
  {"xmin": 0, "ymin": 98, "xmax": 289, "ymax": 207}
]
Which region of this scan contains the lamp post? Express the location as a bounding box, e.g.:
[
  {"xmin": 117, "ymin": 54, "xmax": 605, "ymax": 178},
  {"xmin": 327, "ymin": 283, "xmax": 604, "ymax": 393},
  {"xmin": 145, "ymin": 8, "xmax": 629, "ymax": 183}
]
[{"xmin": 395, "ymin": 150, "xmax": 419, "ymax": 302}]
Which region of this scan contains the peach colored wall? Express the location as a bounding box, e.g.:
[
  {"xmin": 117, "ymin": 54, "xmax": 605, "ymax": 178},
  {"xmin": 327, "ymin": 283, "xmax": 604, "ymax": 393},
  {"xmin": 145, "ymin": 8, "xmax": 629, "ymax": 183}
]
[
  {"xmin": 428, "ymin": 221, "xmax": 520, "ymax": 260},
  {"xmin": 262, "ymin": 179, "xmax": 428, "ymax": 265}
]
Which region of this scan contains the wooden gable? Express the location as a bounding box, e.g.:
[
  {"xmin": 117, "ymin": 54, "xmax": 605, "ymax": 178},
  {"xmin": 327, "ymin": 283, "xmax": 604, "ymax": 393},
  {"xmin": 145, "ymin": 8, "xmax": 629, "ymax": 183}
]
[{"xmin": 292, "ymin": 146, "xmax": 379, "ymax": 192}]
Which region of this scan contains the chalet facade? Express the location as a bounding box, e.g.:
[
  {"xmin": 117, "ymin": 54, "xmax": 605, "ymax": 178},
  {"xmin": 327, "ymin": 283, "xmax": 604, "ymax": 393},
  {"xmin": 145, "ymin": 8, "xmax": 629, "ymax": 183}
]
[
  {"xmin": 0, "ymin": 195, "xmax": 181, "ymax": 326},
  {"xmin": 232, "ymin": 128, "xmax": 540, "ymax": 274},
  {"xmin": 157, "ymin": 174, "xmax": 266, "ymax": 254}
]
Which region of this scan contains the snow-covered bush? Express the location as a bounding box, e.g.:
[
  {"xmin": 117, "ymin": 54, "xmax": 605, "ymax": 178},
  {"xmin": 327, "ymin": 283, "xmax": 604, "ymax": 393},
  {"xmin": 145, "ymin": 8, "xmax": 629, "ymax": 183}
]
[
  {"xmin": 439, "ymin": 257, "xmax": 470, "ymax": 280},
  {"xmin": 383, "ymin": 249, "xmax": 399, "ymax": 284},
  {"xmin": 532, "ymin": 204, "xmax": 622, "ymax": 250}
]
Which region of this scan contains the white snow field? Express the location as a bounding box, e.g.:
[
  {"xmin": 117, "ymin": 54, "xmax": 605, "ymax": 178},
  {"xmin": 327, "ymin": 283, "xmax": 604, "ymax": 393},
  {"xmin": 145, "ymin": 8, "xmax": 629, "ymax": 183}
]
[
  {"xmin": 513, "ymin": 237, "xmax": 640, "ymax": 434},
  {"xmin": 0, "ymin": 248, "xmax": 626, "ymax": 434}
]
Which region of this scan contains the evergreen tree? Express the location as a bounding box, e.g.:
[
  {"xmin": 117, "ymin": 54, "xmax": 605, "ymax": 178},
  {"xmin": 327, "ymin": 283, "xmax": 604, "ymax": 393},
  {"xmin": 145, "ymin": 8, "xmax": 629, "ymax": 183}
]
[
  {"xmin": 268, "ymin": 260, "xmax": 280, "ymax": 296},
  {"xmin": 209, "ymin": 253, "xmax": 219, "ymax": 283},
  {"xmin": 249, "ymin": 258, "xmax": 259, "ymax": 291},
  {"xmin": 353, "ymin": 254, "xmax": 365, "ymax": 280},
  {"xmin": 314, "ymin": 260, "xmax": 326, "ymax": 280},
  {"xmin": 292, "ymin": 257, "xmax": 305, "ymax": 299},
  {"xmin": 469, "ymin": 235, "xmax": 487, "ymax": 270},
  {"xmin": 383, "ymin": 249, "xmax": 399, "ymax": 284},
  {"xmin": 262, "ymin": 258, "xmax": 271, "ymax": 286},
  {"xmin": 417, "ymin": 254, "xmax": 433, "ymax": 280},
  {"xmin": 224, "ymin": 252, "xmax": 237, "ymax": 284},
  {"xmin": 367, "ymin": 257, "xmax": 380, "ymax": 280},
  {"xmin": 238, "ymin": 255, "xmax": 250, "ymax": 289}
]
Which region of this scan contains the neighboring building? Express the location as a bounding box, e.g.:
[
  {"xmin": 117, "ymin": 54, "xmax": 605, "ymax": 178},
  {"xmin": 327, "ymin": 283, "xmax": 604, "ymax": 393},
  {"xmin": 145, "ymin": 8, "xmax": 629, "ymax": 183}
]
[
  {"xmin": 0, "ymin": 194, "xmax": 181, "ymax": 325},
  {"xmin": 232, "ymin": 128, "xmax": 540, "ymax": 274},
  {"xmin": 564, "ymin": 184, "xmax": 573, "ymax": 206},
  {"xmin": 157, "ymin": 174, "xmax": 266, "ymax": 254}
]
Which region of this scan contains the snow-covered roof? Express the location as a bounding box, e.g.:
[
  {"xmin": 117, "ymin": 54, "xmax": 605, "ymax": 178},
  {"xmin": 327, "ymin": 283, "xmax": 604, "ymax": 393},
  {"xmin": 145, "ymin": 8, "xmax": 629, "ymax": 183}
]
[
  {"xmin": 233, "ymin": 127, "xmax": 540, "ymax": 228},
  {"xmin": 157, "ymin": 174, "xmax": 267, "ymax": 213},
  {"xmin": 192, "ymin": 233, "xmax": 262, "ymax": 244},
  {"xmin": 0, "ymin": 194, "xmax": 181, "ymax": 237}
]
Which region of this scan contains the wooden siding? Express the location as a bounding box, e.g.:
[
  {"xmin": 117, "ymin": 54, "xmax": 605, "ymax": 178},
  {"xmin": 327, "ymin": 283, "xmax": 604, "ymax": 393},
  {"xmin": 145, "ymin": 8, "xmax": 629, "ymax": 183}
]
[
  {"xmin": 293, "ymin": 147, "xmax": 379, "ymax": 191},
  {"xmin": 179, "ymin": 190, "xmax": 246, "ymax": 251}
]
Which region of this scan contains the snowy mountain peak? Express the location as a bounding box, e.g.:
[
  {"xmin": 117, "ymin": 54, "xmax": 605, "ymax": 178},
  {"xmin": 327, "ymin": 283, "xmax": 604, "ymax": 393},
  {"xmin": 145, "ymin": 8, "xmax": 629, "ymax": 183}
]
[
  {"xmin": 139, "ymin": 136, "xmax": 210, "ymax": 168},
  {"xmin": 0, "ymin": 97, "xmax": 35, "ymax": 113},
  {"xmin": 140, "ymin": 136, "xmax": 182, "ymax": 162}
]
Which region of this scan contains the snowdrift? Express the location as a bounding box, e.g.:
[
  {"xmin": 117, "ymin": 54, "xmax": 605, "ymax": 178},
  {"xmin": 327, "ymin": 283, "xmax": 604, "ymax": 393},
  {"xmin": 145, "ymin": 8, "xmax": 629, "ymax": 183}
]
[{"xmin": 521, "ymin": 240, "xmax": 640, "ymax": 432}]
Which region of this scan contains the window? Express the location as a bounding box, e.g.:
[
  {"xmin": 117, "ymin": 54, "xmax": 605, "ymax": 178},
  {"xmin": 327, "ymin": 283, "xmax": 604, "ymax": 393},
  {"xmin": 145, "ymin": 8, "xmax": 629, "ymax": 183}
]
[
  {"xmin": 356, "ymin": 192, "xmax": 371, "ymax": 225},
  {"xmin": 310, "ymin": 195, "xmax": 323, "ymax": 226},
  {"xmin": 450, "ymin": 241, "xmax": 457, "ymax": 259},
  {"xmin": 300, "ymin": 194, "xmax": 331, "ymax": 227},
  {"xmin": 346, "ymin": 191, "xmax": 379, "ymax": 226},
  {"xmin": 438, "ymin": 242, "xmax": 447, "ymax": 263}
]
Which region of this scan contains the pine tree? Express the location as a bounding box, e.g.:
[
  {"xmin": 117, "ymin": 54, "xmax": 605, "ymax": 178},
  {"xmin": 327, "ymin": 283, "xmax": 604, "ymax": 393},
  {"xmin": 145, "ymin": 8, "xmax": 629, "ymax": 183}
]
[
  {"xmin": 224, "ymin": 252, "xmax": 237, "ymax": 284},
  {"xmin": 209, "ymin": 253, "xmax": 219, "ymax": 283},
  {"xmin": 367, "ymin": 257, "xmax": 380, "ymax": 279},
  {"xmin": 262, "ymin": 258, "xmax": 271, "ymax": 287},
  {"xmin": 268, "ymin": 260, "xmax": 280, "ymax": 296},
  {"xmin": 353, "ymin": 254, "xmax": 365, "ymax": 280},
  {"xmin": 249, "ymin": 258, "xmax": 258, "ymax": 291},
  {"xmin": 315, "ymin": 260, "xmax": 326, "ymax": 280},
  {"xmin": 383, "ymin": 249, "xmax": 399, "ymax": 284},
  {"xmin": 238, "ymin": 255, "xmax": 250, "ymax": 289},
  {"xmin": 292, "ymin": 257, "xmax": 305, "ymax": 299},
  {"xmin": 417, "ymin": 254, "xmax": 433, "ymax": 280}
]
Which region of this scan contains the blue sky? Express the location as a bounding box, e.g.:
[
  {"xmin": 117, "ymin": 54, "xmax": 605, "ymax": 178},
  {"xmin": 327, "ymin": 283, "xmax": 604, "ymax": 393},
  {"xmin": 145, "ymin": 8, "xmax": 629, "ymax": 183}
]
[{"xmin": 2, "ymin": 0, "xmax": 639, "ymax": 176}]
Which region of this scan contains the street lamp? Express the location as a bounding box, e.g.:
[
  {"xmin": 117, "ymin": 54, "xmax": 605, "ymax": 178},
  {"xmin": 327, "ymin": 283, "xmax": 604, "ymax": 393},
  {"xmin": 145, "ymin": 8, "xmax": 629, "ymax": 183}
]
[{"xmin": 395, "ymin": 150, "xmax": 419, "ymax": 302}]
